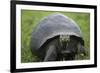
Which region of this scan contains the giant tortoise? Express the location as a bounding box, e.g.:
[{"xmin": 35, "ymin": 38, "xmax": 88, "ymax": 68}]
[{"xmin": 30, "ymin": 13, "xmax": 86, "ymax": 61}]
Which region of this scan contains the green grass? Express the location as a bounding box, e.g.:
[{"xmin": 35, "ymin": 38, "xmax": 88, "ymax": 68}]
[{"xmin": 21, "ymin": 10, "xmax": 90, "ymax": 63}]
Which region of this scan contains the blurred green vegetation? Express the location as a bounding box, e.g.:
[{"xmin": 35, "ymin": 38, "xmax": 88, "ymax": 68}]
[{"xmin": 21, "ymin": 10, "xmax": 90, "ymax": 63}]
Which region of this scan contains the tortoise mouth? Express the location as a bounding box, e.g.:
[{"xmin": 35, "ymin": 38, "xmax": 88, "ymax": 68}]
[
  {"xmin": 60, "ymin": 54, "xmax": 75, "ymax": 60},
  {"xmin": 59, "ymin": 50, "xmax": 75, "ymax": 60},
  {"xmin": 61, "ymin": 50, "xmax": 71, "ymax": 54}
]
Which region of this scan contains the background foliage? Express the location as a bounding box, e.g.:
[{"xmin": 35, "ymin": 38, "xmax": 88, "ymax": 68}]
[{"xmin": 21, "ymin": 10, "xmax": 90, "ymax": 63}]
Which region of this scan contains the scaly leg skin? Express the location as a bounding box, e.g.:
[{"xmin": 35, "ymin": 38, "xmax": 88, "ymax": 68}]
[{"xmin": 44, "ymin": 45, "xmax": 57, "ymax": 61}]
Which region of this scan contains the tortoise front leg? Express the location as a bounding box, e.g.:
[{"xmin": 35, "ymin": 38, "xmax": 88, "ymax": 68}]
[{"xmin": 44, "ymin": 45, "xmax": 57, "ymax": 61}]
